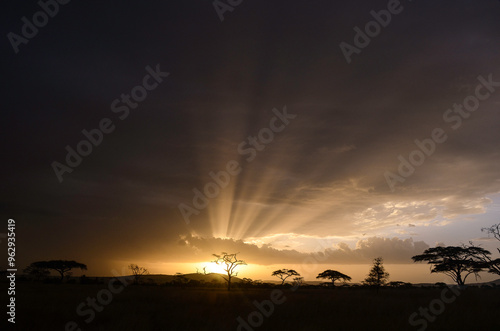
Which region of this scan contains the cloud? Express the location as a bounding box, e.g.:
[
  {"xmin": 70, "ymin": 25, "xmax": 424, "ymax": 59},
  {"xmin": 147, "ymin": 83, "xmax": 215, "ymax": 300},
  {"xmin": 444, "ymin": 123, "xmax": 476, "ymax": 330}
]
[
  {"xmin": 172, "ymin": 235, "xmax": 429, "ymax": 265},
  {"xmin": 317, "ymin": 144, "xmax": 356, "ymax": 155},
  {"xmin": 5, "ymin": 0, "xmax": 500, "ymax": 278}
]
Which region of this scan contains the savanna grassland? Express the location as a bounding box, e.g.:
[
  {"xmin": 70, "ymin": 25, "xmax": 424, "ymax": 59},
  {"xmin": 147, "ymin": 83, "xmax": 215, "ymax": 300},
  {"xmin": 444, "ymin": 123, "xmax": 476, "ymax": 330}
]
[{"xmin": 13, "ymin": 282, "xmax": 500, "ymax": 331}]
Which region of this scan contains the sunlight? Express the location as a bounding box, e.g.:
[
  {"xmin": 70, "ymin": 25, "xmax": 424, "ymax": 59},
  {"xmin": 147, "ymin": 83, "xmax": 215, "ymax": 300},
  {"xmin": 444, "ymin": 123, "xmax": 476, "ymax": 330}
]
[
  {"xmin": 206, "ymin": 262, "xmax": 227, "ymax": 275},
  {"xmin": 199, "ymin": 261, "xmax": 250, "ymax": 276}
]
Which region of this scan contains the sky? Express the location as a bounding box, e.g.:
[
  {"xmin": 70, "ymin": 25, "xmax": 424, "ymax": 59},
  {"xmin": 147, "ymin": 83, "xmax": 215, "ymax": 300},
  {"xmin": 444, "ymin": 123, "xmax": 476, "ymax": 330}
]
[{"xmin": 2, "ymin": 0, "xmax": 500, "ymax": 284}]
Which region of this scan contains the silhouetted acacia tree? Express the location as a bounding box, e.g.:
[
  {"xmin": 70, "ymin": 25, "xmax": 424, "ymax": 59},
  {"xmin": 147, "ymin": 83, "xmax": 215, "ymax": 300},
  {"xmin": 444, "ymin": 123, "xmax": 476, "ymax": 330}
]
[
  {"xmin": 212, "ymin": 252, "xmax": 246, "ymax": 291},
  {"xmin": 483, "ymin": 223, "xmax": 500, "ymax": 244},
  {"xmin": 271, "ymin": 269, "xmax": 300, "ymax": 285},
  {"xmin": 293, "ymin": 276, "xmax": 304, "ymax": 286},
  {"xmin": 316, "ymin": 270, "xmax": 351, "ymax": 287},
  {"xmin": 481, "ymin": 224, "xmax": 500, "ymax": 275},
  {"xmin": 128, "ymin": 264, "xmax": 149, "ymax": 284},
  {"xmin": 363, "ymin": 257, "xmax": 389, "ymax": 290},
  {"xmin": 411, "ymin": 245, "xmax": 490, "ymax": 286},
  {"xmin": 23, "ymin": 264, "xmax": 50, "ymax": 281},
  {"xmin": 28, "ymin": 260, "xmax": 87, "ymax": 282}
]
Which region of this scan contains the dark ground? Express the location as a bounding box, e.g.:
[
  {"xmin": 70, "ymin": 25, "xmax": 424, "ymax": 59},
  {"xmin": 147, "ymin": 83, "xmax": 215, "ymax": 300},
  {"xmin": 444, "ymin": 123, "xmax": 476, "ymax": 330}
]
[{"xmin": 8, "ymin": 283, "xmax": 500, "ymax": 331}]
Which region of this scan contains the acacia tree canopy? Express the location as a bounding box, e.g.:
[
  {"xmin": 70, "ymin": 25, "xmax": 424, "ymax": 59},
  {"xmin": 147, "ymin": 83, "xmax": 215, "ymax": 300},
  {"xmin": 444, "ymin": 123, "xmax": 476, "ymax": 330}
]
[
  {"xmin": 23, "ymin": 264, "xmax": 50, "ymax": 281},
  {"xmin": 316, "ymin": 270, "xmax": 352, "ymax": 287},
  {"xmin": 30, "ymin": 260, "xmax": 87, "ymax": 282},
  {"xmin": 128, "ymin": 264, "xmax": 149, "ymax": 284},
  {"xmin": 412, "ymin": 245, "xmax": 490, "ymax": 286},
  {"xmin": 271, "ymin": 269, "xmax": 300, "ymax": 285}
]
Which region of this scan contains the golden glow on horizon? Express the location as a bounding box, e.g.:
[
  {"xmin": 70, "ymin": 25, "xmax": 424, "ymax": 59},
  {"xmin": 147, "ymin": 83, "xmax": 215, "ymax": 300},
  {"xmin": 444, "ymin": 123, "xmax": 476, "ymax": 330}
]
[{"xmin": 146, "ymin": 262, "xmax": 498, "ymax": 284}]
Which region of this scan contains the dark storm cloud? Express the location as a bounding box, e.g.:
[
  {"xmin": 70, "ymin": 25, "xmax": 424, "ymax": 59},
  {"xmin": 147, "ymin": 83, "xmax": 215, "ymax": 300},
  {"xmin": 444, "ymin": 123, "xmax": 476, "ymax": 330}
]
[{"xmin": 2, "ymin": 0, "xmax": 500, "ymax": 271}]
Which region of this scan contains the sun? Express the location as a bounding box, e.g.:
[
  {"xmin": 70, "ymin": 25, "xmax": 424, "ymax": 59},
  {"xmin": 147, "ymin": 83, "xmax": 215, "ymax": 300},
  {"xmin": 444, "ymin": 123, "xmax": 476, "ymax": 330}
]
[{"xmin": 206, "ymin": 262, "xmax": 227, "ymax": 275}]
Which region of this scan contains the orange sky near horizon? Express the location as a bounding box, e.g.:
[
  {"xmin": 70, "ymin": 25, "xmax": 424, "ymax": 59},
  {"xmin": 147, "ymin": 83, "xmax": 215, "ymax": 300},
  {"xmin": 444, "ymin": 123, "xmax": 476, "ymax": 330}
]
[{"xmin": 72, "ymin": 261, "xmax": 499, "ymax": 285}]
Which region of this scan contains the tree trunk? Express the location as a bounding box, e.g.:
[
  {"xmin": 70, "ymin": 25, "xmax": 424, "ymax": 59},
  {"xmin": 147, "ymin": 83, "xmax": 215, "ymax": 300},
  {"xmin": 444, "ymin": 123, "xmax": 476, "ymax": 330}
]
[{"xmin": 227, "ymin": 276, "xmax": 231, "ymax": 291}]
